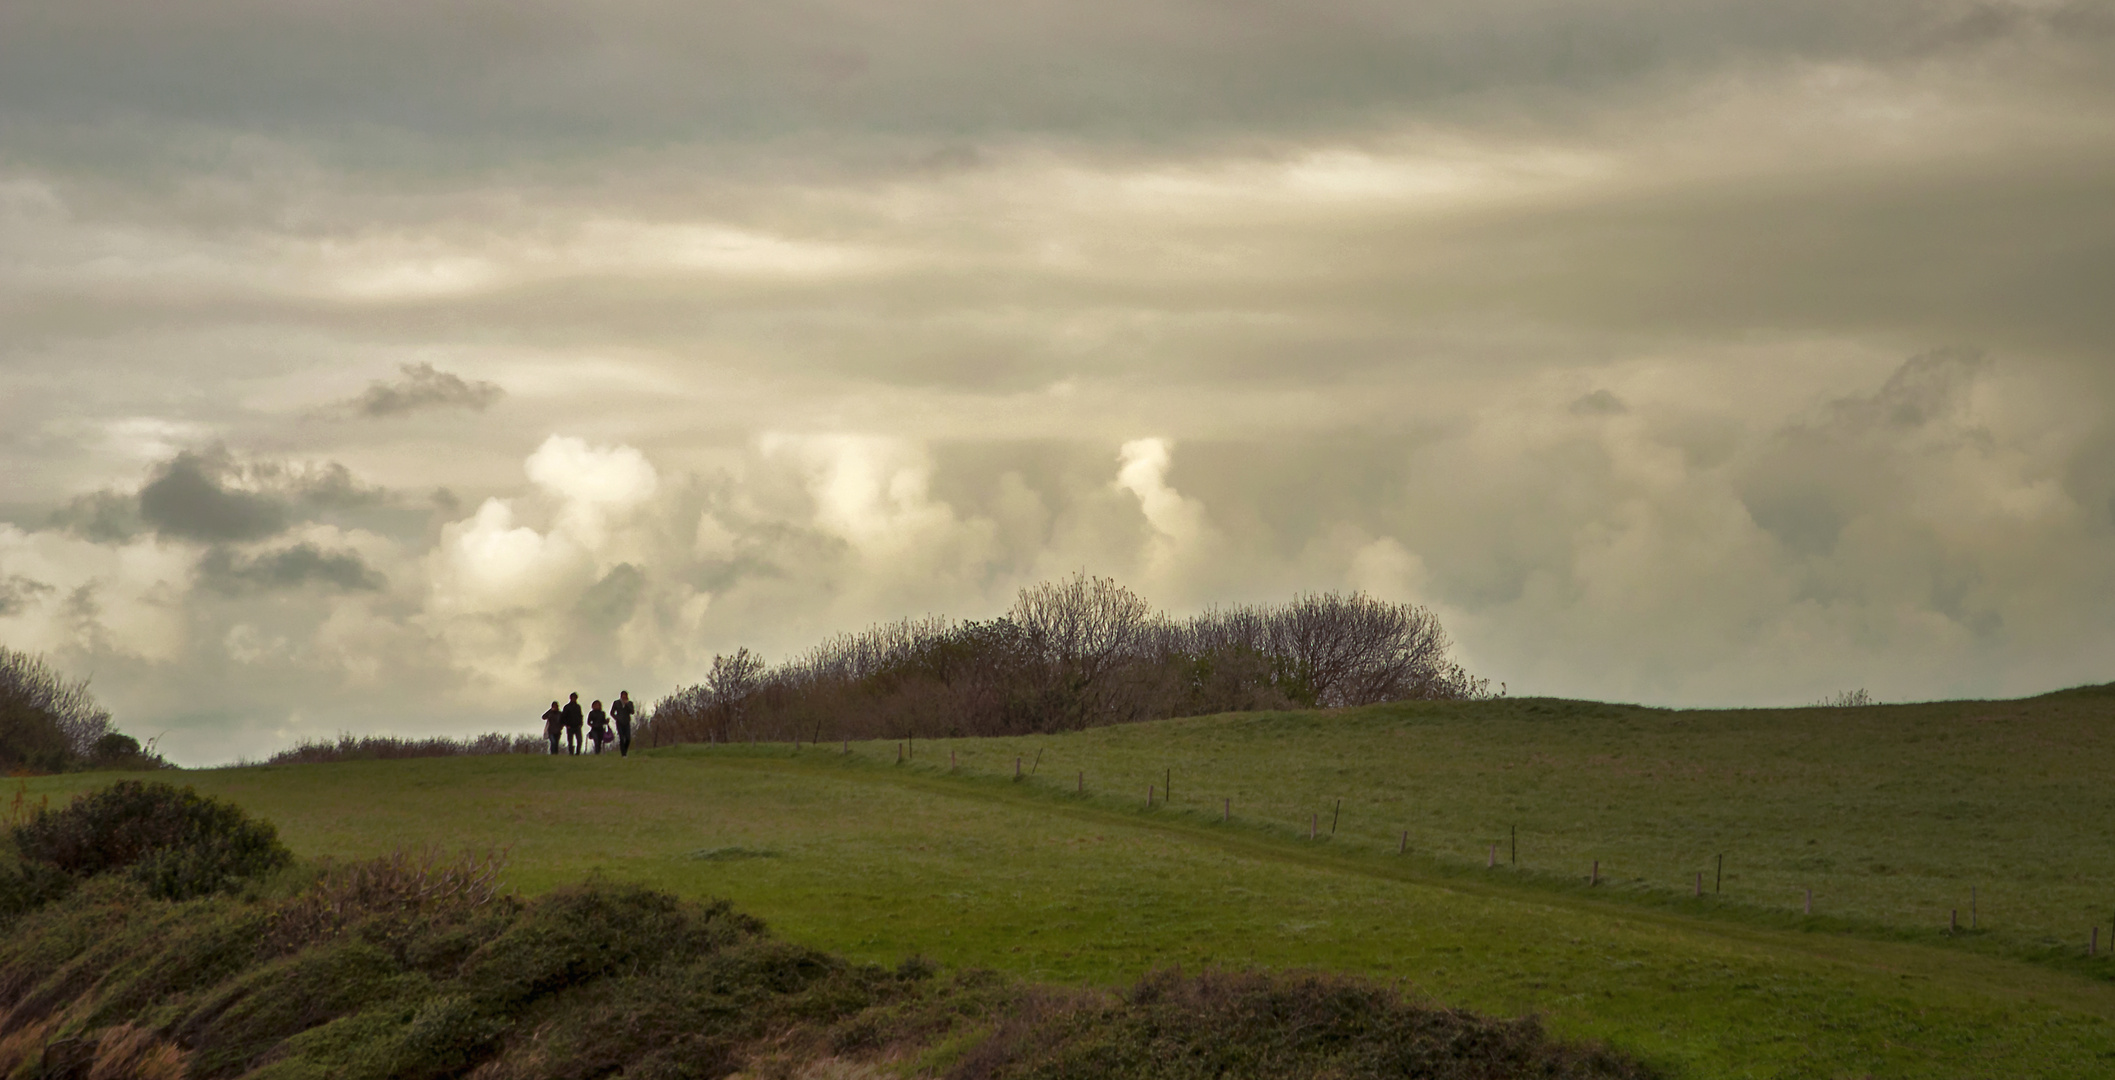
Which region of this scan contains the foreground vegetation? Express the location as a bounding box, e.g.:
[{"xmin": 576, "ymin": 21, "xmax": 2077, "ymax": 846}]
[
  {"xmin": 18, "ymin": 687, "xmax": 2115, "ymax": 1076},
  {"xmin": 0, "ymin": 783, "xmax": 1647, "ymax": 1079}
]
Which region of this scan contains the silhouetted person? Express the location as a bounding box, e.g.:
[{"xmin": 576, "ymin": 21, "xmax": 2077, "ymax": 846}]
[
  {"xmin": 541, "ymin": 700, "xmax": 563, "ymax": 755},
  {"xmin": 561, "ymin": 692, "xmax": 584, "ymax": 755},
  {"xmin": 587, "ymin": 700, "xmax": 610, "ymax": 755},
  {"xmin": 611, "ymin": 691, "xmax": 635, "ymax": 757}
]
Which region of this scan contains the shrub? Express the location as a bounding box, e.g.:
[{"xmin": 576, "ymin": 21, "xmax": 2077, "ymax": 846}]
[
  {"xmin": 642, "ymin": 576, "xmax": 1491, "ymax": 747},
  {"xmin": 0, "ymin": 879, "xmax": 1656, "ymax": 1080},
  {"xmin": 949, "ymin": 968, "xmax": 1658, "ymax": 1080},
  {"xmin": 264, "ymin": 733, "xmax": 544, "ymax": 766},
  {"xmin": 12, "ymin": 780, "xmax": 293, "ymax": 900}
]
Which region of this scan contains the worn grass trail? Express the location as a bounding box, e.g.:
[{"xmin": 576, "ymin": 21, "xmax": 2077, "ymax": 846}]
[{"xmin": 24, "ymin": 715, "xmax": 2115, "ymax": 1079}]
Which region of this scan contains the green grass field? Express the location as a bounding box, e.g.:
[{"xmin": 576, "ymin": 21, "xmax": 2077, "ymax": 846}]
[{"xmin": 21, "ymin": 688, "xmax": 2115, "ymax": 1078}]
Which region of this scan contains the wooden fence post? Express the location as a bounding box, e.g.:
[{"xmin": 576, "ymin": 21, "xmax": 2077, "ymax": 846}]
[
  {"xmin": 1590, "ymin": 860, "xmax": 1599, "ymax": 886},
  {"xmin": 1399, "ymin": 830, "xmax": 1407, "ymax": 855}
]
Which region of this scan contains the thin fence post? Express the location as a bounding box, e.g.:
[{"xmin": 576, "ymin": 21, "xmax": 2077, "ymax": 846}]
[
  {"xmin": 1077, "ymin": 770, "xmax": 1083, "ymax": 794},
  {"xmin": 1715, "ymin": 853, "xmax": 1723, "ymax": 894},
  {"xmin": 1399, "ymin": 830, "xmax": 1407, "ymax": 855},
  {"xmin": 1590, "ymin": 860, "xmax": 1599, "ymax": 886},
  {"xmin": 895, "ymin": 743, "xmax": 903, "ymax": 764},
  {"xmin": 1695, "ymin": 872, "xmax": 1702, "ymax": 897},
  {"xmin": 1487, "ymin": 844, "xmax": 1496, "ymax": 868},
  {"xmin": 1950, "ymin": 909, "xmax": 1958, "ymax": 934},
  {"xmin": 1805, "ymin": 889, "xmax": 1813, "ymax": 916},
  {"xmin": 1223, "ymin": 798, "xmax": 1229, "ymax": 822},
  {"xmin": 1148, "ymin": 785, "xmax": 1154, "ymax": 807},
  {"xmin": 2094, "ymin": 926, "xmax": 2100, "ymax": 957}
]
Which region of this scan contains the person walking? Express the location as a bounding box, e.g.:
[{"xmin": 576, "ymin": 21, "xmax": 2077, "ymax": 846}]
[
  {"xmin": 587, "ymin": 700, "xmax": 611, "ymax": 755},
  {"xmin": 611, "ymin": 691, "xmax": 636, "ymax": 757},
  {"xmin": 561, "ymin": 692, "xmax": 584, "ymax": 755},
  {"xmin": 541, "ymin": 700, "xmax": 563, "ymax": 755}
]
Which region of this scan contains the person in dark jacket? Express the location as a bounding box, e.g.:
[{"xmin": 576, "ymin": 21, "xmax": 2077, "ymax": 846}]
[
  {"xmin": 541, "ymin": 701, "xmax": 563, "ymax": 755},
  {"xmin": 611, "ymin": 691, "xmax": 636, "ymax": 757},
  {"xmin": 587, "ymin": 700, "xmax": 610, "ymax": 754},
  {"xmin": 561, "ymin": 693, "xmax": 584, "ymax": 755}
]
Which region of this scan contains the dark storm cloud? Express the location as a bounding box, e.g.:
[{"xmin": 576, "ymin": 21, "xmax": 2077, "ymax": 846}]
[
  {"xmin": 1, "ymin": 0, "xmax": 2106, "ymax": 164},
  {"xmin": 138, "ymin": 446, "xmax": 289, "ymax": 543},
  {"xmin": 351, "ymin": 363, "xmax": 505, "ymax": 417},
  {"xmin": 107, "ymin": 446, "xmax": 390, "ymax": 545},
  {"xmin": 196, "ymin": 543, "xmax": 387, "ymax": 595}
]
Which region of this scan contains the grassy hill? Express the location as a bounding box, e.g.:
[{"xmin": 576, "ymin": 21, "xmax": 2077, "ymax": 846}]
[{"xmin": 20, "ymin": 688, "xmax": 2115, "ymax": 1077}]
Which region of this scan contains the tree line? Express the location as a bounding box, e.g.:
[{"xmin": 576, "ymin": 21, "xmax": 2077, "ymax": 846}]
[
  {"xmin": 0, "ymin": 647, "xmax": 161, "ymax": 773},
  {"xmin": 639, "ymin": 574, "xmax": 1489, "ymax": 747}
]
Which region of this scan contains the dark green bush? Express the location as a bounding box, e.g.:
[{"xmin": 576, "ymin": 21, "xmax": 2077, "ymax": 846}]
[
  {"xmin": 12, "ymin": 780, "xmax": 293, "ymax": 900},
  {"xmin": 948, "ymin": 968, "xmax": 1659, "ymax": 1080}
]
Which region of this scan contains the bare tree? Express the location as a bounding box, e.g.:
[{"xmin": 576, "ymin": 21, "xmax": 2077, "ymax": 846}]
[
  {"xmin": 0, "ymin": 647, "xmax": 115, "ymax": 771},
  {"xmin": 706, "ymin": 647, "xmax": 766, "ymax": 738},
  {"xmin": 1010, "ymin": 572, "xmax": 1153, "ymax": 728},
  {"xmin": 642, "ymin": 577, "xmax": 1488, "ymax": 748}
]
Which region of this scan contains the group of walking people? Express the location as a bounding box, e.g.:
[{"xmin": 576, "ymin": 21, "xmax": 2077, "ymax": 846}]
[{"xmin": 541, "ymin": 691, "xmax": 636, "ymax": 756}]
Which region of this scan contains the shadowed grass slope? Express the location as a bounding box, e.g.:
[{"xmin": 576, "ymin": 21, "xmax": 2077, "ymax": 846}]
[{"xmin": 0, "ymin": 859, "xmax": 1649, "ymax": 1080}]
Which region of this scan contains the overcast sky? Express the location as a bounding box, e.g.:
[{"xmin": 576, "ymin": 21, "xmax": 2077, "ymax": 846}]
[{"xmin": 3, "ymin": 1, "xmax": 2113, "ymax": 764}]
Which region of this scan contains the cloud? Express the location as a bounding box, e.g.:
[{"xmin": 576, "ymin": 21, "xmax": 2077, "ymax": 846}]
[
  {"xmin": 138, "ymin": 447, "xmax": 290, "ymax": 543},
  {"xmin": 196, "ymin": 543, "xmax": 388, "ymax": 595},
  {"xmin": 3, "ymin": 0, "xmax": 2114, "ymax": 765},
  {"xmin": 0, "ymin": 574, "xmax": 54, "ymax": 616},
  {"xmin": 50, "ymin": 490, "xmax": 142, "ymax": 543},
  {"xmin": 352, "ymin": 362, "xmax": 504, "ymax": 417},
  {"xmin": 1570, "ymin": 390, "xmax": 1627, "ymax": 416}
]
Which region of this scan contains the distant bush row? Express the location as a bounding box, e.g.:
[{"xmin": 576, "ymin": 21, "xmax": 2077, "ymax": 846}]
[
  {"xmin": 263, "ymin": 732, "xmax": 545, "ymax": 766},
  {"xmin": 642, "ymin": 574, "xmax": 1490, "ymax": 746},
  {"xmin": 0, "ymin": 646, "xmax": 162, "ymax": 774}
]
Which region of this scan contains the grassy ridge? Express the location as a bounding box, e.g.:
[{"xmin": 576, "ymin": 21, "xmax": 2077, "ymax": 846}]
[
  {"xmin": 853, "ymin": 689, "xmax": 2115, "ymax": 949},
  {"xmin": 20, "ymin": 691, "xmax": 2115, "ymax": 1077}
]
